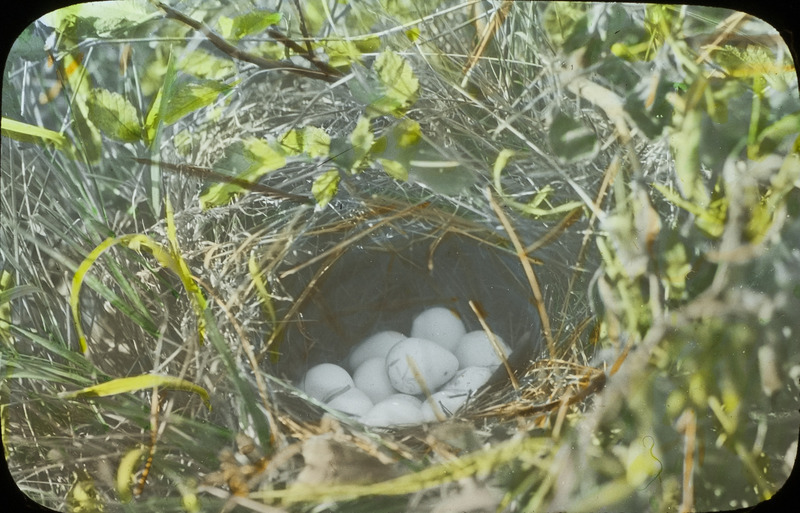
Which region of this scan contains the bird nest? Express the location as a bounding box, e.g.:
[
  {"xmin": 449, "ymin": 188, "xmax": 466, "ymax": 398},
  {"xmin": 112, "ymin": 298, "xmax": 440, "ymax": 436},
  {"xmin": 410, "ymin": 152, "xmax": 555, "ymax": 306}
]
[{"xmin": 195, "ymin": 182, "xmax": 604, "ymax": 431}]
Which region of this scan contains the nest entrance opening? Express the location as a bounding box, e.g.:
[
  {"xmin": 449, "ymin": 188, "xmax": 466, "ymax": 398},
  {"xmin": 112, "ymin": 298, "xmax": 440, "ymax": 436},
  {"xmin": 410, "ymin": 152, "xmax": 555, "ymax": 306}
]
[{"xmin": 271, "ymin": 215, "xmax": 544, "ymax": 386}]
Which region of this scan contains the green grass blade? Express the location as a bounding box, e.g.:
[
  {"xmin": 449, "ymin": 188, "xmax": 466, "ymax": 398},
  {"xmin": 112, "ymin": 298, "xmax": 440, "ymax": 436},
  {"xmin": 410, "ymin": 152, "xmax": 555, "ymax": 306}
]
[{"xmin": 58, "ymin": 374, "xmax": 211, "ymax": 410}]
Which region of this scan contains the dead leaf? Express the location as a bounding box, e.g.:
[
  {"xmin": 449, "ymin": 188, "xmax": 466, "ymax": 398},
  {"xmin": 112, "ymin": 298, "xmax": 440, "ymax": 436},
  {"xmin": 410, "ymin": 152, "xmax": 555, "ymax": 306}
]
[{"xmin": 296, "ymin": 434, "xmax": 398, "ymax": 485}]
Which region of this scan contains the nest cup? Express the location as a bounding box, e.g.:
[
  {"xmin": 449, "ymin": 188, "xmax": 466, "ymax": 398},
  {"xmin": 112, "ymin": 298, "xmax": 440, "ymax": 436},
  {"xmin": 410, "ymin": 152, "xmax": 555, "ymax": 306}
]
[{"xmin": 267, "ymin": 202, "xmax": 545, "ymax": 401}]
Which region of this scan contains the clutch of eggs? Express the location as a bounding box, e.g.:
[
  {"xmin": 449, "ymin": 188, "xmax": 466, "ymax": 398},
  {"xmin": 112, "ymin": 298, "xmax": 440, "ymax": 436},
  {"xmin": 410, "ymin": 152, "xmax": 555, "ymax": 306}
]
[{"xmin": 300, "ymin": 306, "xmax": 511, "ymax": 427}]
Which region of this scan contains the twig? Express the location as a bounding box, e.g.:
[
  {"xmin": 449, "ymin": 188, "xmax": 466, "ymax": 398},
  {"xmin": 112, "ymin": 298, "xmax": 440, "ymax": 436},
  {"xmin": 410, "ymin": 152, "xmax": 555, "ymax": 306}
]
[
  {"xmin": 486, "ymin": 188, "xmax": 556, "ymax": 358},
  {"xmin": 266, "ymin": 27, "xmax": 343, "ymax": 78},
  {"xmin": 133, "ymin": 158, "xmax": 313, "ymax": 205},
  {"xmin": 292, "ymin": 0, "xmax": 314, "ymax": 56},
  {"xmin": 525, "ymin": 207, "xmax": 583, "ymax": 254},
  {"xmin": 555, "ymin": 156, "xmax": 620, "ymax": 343},
  {"xmin": 461, "ymin": 0, "xmax": 513, "ymax": 87},
  {"xmin": 154, "ymin": 2, "xmax": 341, "ymax": 83},
  {"xmin": 407, "ymin": 357, "xmax": 446, "ymax": 422},
  {"xmin": 135, "ymin": 388, "xmax": 163, "ymax": 497},
  {"xmin": 469, "ymin": 300, "xmax": 519, "ymax": 391},
  {"xmin": 676, "ymin": 409, "xmax": 697, "ymax": 513}
]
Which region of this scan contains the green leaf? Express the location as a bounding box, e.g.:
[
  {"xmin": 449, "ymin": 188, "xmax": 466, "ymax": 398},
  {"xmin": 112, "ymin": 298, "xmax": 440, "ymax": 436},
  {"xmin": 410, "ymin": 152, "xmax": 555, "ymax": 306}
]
[
  {"xmin": 87, "ymin": 88, "xmax": 142, "ymax": 142},
  {"xmin": 368, "ymin": 50, "xmax": 419, "ymax": 117},
  {"xmin": 394, "ymin": 119, "xmax": 422, "ymax": 148},
  {"xmin": 144, "ymin": 52, "xmax": 178, "ymax": 210},
  {"xmin": 1, "ymin": 117, "xmax": 69, "ymax": 150},
  {"xmin": 59, "ymin": 374, "xmax": 211, "ymax": 410},
  {"xmin": 348, "ymin": 116, "xmax": 374, "ymax": 172},
  {"xmin": 144, "ymin": 52, "xmax": 177, "ymax": 147},
  {"xmin": 199, "ymin": 138, "xmax": 287, "ymax": 209},
  {"xmin": 378, "ymin": 158, "xmax": 408, "ymax": 181},
  {"xmin": 164, "ymin": 196, "xmax": 207, "ymax": 345},
  {"xmin": 279, "ymin": 126, "xmax": 331, "ymax": 157},
  {"xmin": 116, "ymin": 446, "xmax": 145, "ymax": 503},
  {"xmin": 42, "ymin": 2, "xmax": 158, "ymax": 38},
  {"xmin": 178, "ymin": 49, "xmax": 237, "ymax": 80},
  {"xmin": 542, "ymin": 3, "xmax": 589, "ymax": 51},
  {"xmin": 548, "ymin": 112, "xmax": 598, "ymax": 163},
  {"xmin": 217, "ymin": 10, "xmax": 281, "ymax": 42},
  {"xmin": 323, "ymin": 39, "xmax": 362, "ymax": 68},
  {"xmin": 162, "ymin": 78, "xmax": 234, "ymax": 125},
  {"xmin": 755, "ymin": 112, "xmax": 800, "ymax": 157},
  {"xmin": 408, "ymin": 151, "xmax": 473, "ymax": 195},
  {"xmin": 663, "ymin": 240, "xmax": 691, "ymax": 299},
  {"xmin": 71, "ymin": 232, "xmax": 207, "ymax": 352},
  {"xmin": 312, "ymin": 170, "xmax": 341, "ymax": 207},
  {"xmin": 653, "ymin": 183, "xmax": 726, "ymax": 237},
  {"xmin": 51, "ymin": 53, "xmax": 102, "ymax": 163},
  {"xmin": 492, "ymin": 149, "xmax": 583, "ymax": 216},
  {"xmin": 670, "ymin": 79, "xmax": 710, "ymax": 207},
  {"xmin": 248, "ymin": 254, "xmax": 276, "ymax": 326}
]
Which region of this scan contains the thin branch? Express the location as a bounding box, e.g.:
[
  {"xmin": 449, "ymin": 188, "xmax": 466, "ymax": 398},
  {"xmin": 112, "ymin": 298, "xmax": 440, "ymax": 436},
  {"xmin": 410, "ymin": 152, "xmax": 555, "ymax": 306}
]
[
  {"xmin": 154, "ymin": 2, "xmax": 341, "ymax": 83},
  {"xmin": 266, "ymin": 27, "xmax": 342, "ymax": 78},
  {"xmin": 292, "ymin": 0, "xmax": 314, "ymax": 55},
  {"xmin": 487, "ymin": 188, "xmax": 557, "ymax": 358},
  {"xmin": 133, "ymin": 158, "xmax": 313, "ymax": 205}
]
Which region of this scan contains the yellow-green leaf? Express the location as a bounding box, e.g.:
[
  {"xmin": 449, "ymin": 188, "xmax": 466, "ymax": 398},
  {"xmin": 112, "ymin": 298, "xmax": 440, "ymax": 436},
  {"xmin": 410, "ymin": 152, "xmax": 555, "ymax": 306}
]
[
  {"xmin": 67, "ymin": 471, "xmax": 104, "ymax": 513},
  {"xmin": 312, "ymin": 170, "xmax": 340, "ymax": 208},
  {"xmin": 279, "ymin": 127, "xmax": 330, "ymax": 158},
  {"xmin": 217, "ymin": 10, "xmax": 281, "ymax": 42},
  {"xmin": 59, "ymin": 374, "xmax": 211, "ymax": 410},
  {"xmin": 178, "ymin": 49, "xmax": 237, "ymax": 80},
  {"xmin": 492, "ymin": 149, "xmax": 515, "ymax": 186},
  {"xmin": 162, "ymin": 79, "xmax": 233, "ymax": 125},
  {"xmin": 369, "ymin": 50, "xmax": 419, "ymax": 117},
  {"xmin": 395, "ymin": 119, "xmax": 422, "ymax": 148},
  {"xmin": 323, "ymin": 39, "xmax": 362, "ymax": 68},
  {"xmin": 492, "ymin": 149, "xmax": 582, "ymax": 217},
  {"xmin": 378, "ymin": 158, "xmax": 408, "ymax": 181},
  {"xmin": 349, "ymin": 116, "xmax": 374, "ymax": 171},
  {"xmin": 71, "ymin": 232, "xmax": 207, "ymax": 352},
  {"xmin": 116, "ymin": 446, "xmax": 145, "ymax": 503},
  {"xmin": 42, "ymin": 2, "xmax": 157, "ymax": 37},
  {"xmin": 165, "ymin": 196, "xmax": 207, "ymax": 344},
  {"xmin": 248, "ymin": 254, "xmax": 276, "ymax": 326},
  {"xmin": 653, "ymin": 183, "xmax": 726, "ymax": 237},
  {"xmin": 1, "ymin": 117, "xmax": 69, "ymax": 150},
  {"xmin": 199, "ymin": 138, "xmax": 287, "ymax": 208},
  {"xmin": 87, "ymin": 88, "xmax": 142, "ymax": 142}
]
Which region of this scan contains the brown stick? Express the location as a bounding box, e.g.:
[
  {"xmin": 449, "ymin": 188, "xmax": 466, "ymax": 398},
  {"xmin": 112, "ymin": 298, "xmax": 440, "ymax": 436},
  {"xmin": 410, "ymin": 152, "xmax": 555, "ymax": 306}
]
[
  {"xmin": 676, "ymin": 408, "xmax": 697, "ymax": 513},
  {"xmin": 155, "ymin": 2, "xmax": 341, "ymax": 83},
  {"xmin": 461, "ymin": 0, "xmax": 513, "ymax": 87},
  {"xmin": 133, "ymin": 158, "xmax": 313, "ymax": 205},
  {"xmin": 469, "ymin": 300, "xmax": 519, "ymax": 391},
  {"xmin": 487, "ymin": 188, "xmax": 556, "ymax": 358}
]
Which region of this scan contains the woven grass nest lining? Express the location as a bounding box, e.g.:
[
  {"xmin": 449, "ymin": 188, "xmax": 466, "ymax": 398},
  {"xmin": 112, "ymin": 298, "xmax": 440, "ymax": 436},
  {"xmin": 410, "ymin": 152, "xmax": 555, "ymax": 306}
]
[{"xmin": 212, "ymin": 191, "xmax": 601, "ymax": 431}]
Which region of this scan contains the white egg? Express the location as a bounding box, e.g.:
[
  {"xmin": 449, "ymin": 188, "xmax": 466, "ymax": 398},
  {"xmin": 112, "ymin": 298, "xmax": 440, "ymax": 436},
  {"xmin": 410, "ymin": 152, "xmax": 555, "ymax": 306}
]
[
  {"xmin": 302, "ymin": 363, "xmax": 354, "ymax": 402},
  {"xmin": 454, "ymin": 331, "xmax": 510, "ymax": 369},
  {"xmin": 410, "ymin": 307, "xmax": 466, "ymax": 351},
  {"xmin": 353, "ymin": 357, "xmax": 395, "ymax": 403},
  {"xmin": 420, "ymin": 390, "xmax": 470, "ymax": 422},
  {"xmin": 360, "ymin": 395, "xmax": 424, "ymax": 427},
  {"xmin": 383, "ymin": 393, "xmax": 423, "ymax": 409},
  {"xmin": 326, "ymin": 387, "xmax": 373, "ymax": 416},
  {"xmin": 385, "ymin": 337, "xmax": 459, "ymax": 395},
  {"xmin": 348, "ymin": 330, "xmax": 406, "ymax": 371},
  {"xmin": 442, "ymin": 366, "xmax": 493, "ymax": 393}
]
